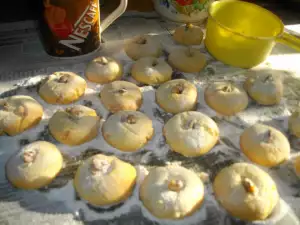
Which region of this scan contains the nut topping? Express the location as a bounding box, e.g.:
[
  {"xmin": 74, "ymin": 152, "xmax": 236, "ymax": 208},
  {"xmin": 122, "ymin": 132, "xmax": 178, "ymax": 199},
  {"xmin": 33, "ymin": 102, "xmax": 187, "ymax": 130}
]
[
  {"xmin": 262, "ymin": 74, "xmax": 273, "ymax": 83},
  {"xmin": 22, "ymin": 149, "xmax": 38, "ymax": 163},
  {"xmin": 90, "ymin": 158, "xmax": 112, "ymax": 175},
  {"xmin": 185, "ymin": 22, "xmax": 192, "ymax": 31},
  {"xmin": 136, "ymin": 37, "xmax": 147, "ymax": 45},
  {"xmin": 242, "ymin": 178, "xmax": 257, "ymax": 194},
  {"xmin": 57, "ymin": 74, "xmax": 69, "ymax": 83},
  {"xmin": 152, "ymin": 60, "xmax": 158, "ymax": 67},
  {"xmin": 263, "ymin": 129, "xmax": 273, "ymax": 143},
  {"xmin": 66, "ymin": 107, "xmax": 82, "ymax": 117},
  {"xmin": 95, "ymin": 57, "xmax": 109, "ymax": 65},
  {"xmin": 168, "ymin": 179, "xmax": 184, "ymax": 192},
  {"xmin": 221, "ymin": 84, "xmax": 234, "ymax": 93},
  {"xmin": 15, "ymin": 105, "xmax": 27, "ymax": 117},
  {"xmin": 121, "ymin": 114, "xmax": 137, "ymax": 124},
  {"xmin": 117, "ymin": 88, "xmax": 127, "ymax": 95},
  {"xmin": 185, "ymin": 119, "xmax": 201, "ymax": 130},
  {"xmin": 172, "ymin": 83, "xmax": 184, "ymax": 94},
  {"xmin": 0, "ymin": 100, "xmax": 8, "ymax": 111}
]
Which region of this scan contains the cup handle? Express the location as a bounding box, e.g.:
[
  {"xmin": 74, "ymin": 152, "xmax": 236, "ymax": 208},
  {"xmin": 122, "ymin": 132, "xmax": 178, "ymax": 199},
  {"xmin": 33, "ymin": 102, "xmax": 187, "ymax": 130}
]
[
  {"xmin": 99, "ymin": 0, "xmax": 128, "ymax": 34},
  {"xmin": 276, "ymin": 30, "xmax": 300, "ymax": 52}
]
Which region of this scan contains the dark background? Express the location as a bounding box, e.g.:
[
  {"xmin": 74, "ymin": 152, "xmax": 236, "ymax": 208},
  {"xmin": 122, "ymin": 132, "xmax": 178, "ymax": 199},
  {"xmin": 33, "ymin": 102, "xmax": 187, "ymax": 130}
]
[{"xmin": 0, "ymin": 0, "xmax": 299, "ymax": 24}]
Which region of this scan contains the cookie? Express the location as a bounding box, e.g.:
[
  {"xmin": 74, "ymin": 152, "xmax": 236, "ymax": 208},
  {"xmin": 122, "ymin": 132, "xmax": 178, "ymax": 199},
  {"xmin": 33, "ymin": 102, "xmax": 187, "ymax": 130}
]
[
  {"xmin": 204, "ymin": 82, "xmax": 249, "ymax": 116},
  {"xmin": 85, "ymin": 56, "xmax": 123, "ymax": 84},
  {"xmin": 74, "ymin": 154, "xmax": 137, "ymax": 206},
  {"xmin": 288, "ymin": 109, "xmax": 300, "ymax": 137},
  {"xmin": 173, "ymin": 23, "xmax": 204, "ymax": 46},
  {"xmin": 0, "ymin": 95, "xmax": 43, "ymax": 136},
  {"xmin": 293, "ymin": 155, "xmax": 300, "ymax": 178},
  {"xmin": 124, "ymin": 35, "xmax": 162, "ymax": 61},
  {"xmin": 131, "ymin": 57, "xmax": 172, "ymax": 85},
  {"xmin": 168, "ymin": 47, "xmax": 206, "ymax": 73},
  {"xmin": 49, "ymin": 105, "xmax": 101, "ymax": 146},
  {"xmin": 244, "ymin": 73, "xmax": 283, "ymax": 105},
  {"xmin": 100, "ymin": 81, "xmax": 142, "ymax": 113},
  {"xmin": 213, "ymin": 162, "xmax": 279, "ymax": 221},
  {"xmin": 140, "ymin": 166, "xmax": 204, "ymax": 219},
  {"xmin": 163, "ymin": 111, "xmax": 219, "ymax": 157},
  {"xmin": 39, "ymin": 71, "xmax": 87, "ymax": 104},
  {"xmin": 240, "ymin": 123, "xmax": 290, "ymax": 167},
  {"xmin": 156, "ymin": 79, "xmax": 197, "ymax": 114},
  {"xmin": 102, "ymin": 111, "xmax": 153, "ymax": 152},
  {"xmin": 6, "ymin": 141, "xmax": 63, "ymax": 189}
]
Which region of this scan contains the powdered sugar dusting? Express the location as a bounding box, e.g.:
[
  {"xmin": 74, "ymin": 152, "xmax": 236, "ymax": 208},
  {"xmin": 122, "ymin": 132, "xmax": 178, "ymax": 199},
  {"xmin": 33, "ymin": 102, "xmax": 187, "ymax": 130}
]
[
  {"xmin": 0, "ymin": 45, "xmax": 300, "ymax": 225},
  {"xmin": 184, "ymin": 128, "xmax": 207, "ymax": 150},
  {"xmin": 160, "ymin": 191, "xmax": 178, "ymax": 211},
  {"xmin": 144, "ymin": 67, "xmax": 155, "ymax": 76}
]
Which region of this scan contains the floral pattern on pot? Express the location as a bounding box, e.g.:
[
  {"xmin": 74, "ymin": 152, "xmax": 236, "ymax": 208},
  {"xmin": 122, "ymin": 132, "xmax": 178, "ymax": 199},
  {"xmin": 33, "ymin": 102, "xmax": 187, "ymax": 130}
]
[{"xmin": 159, "ymin": 0, "xmax": 211, "ymax": 16}]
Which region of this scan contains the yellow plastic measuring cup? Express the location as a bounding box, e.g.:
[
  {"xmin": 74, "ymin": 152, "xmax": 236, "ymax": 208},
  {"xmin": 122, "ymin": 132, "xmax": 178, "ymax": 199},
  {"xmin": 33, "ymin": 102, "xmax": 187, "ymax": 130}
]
[{"xmin": 204, "ymin": 0, "xmax": 300, "ymax": 68}]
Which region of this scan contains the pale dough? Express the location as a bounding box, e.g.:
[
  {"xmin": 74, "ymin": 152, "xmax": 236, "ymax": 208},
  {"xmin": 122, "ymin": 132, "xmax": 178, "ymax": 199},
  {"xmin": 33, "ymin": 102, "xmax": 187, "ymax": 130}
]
[
  {"xmin": 102, "ymin": 111, "xmax": 154, "ymax": 152},
  {"xmin": 240, "ymin": 123, "xmax": 290, "ymax": 167},
  {"xmin": 140, "ymin": 166, "xmax": 204, "ymax": 220},
  {"xmin": 124, "ymin": 35, "xmax": 162, "ymax": 61},
  {"xmin": 6, "ymin": 141, "xmax": 63, "ymax": 189},
  {"xmin": 0, "ymin": 95, "xmax": 43, "ymax": 136},
  {"xmin": 288, "ymin": 109, "xmax": 300, "ymax": 137},
  {"xmin": 74, "ymin": 154, "xmax": 137, "ymax": 206},
  {"xmin": 156, "ymin": 79, "xmax": 197, "ymax": 114},
  {"xmin": 204, "ymin": 82, "xmax": 249, "ymax": 116},
  {"xmin": 244, "ymin": 73, "xmax": 283, "ymax": 105},
  {"xmin": 39, "ymin": 71, "xmax": 87, "ymax": 104},
  {"xmin": 100, "ymin": 81, "xmax": 142, "ymax": 113},
  {"xmin": 85, "ymin": 56, "xmax": 123, "ymax": 84},
  {"xmin": 168, "ymin": 47, "xmax": 206, "ymax": 73},
  {"xmin": 173, "ymin": 23, "xmax": 204, "ymax": 46},
  {"xmin": 131, "ymin": 57, "xmax": 172, "ymax": 85},
  {"xmin": 163, "ymin": 111, "xmax": 219, "ymax": 157},
  {"xmin": 49, "ymin": 105, "xmax": 101, "ymax": 146},
  {"xmin": 213, "ymin": 162, "xmax": 279, "ymax": 221}
]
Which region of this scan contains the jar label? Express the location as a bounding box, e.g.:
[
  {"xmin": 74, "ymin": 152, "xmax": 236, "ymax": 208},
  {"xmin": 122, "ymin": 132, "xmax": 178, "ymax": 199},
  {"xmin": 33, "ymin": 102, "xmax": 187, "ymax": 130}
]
[{"xmin": 42, "ymin": 0, "xmax": 100, "ymax": 57}]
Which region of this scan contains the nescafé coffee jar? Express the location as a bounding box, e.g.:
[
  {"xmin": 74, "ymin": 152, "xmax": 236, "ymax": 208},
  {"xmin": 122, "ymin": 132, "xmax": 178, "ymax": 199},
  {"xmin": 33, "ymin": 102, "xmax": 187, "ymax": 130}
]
[{"xmin": 40, "ymin": 0, "xmax": 127, "ymax": 57}]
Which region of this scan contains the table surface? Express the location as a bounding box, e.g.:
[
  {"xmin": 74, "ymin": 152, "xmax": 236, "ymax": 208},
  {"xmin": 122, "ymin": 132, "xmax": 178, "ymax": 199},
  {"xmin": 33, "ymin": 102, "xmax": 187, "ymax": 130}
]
[{"xmin": 0, "ymin": 10, "xmax": 300, "ymax": 225}]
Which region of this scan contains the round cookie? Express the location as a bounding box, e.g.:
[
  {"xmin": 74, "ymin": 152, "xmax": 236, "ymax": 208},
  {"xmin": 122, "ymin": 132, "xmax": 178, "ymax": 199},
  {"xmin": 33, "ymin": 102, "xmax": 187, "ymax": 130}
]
[
  {"xmin": 204, "ymin": 82, "xmax": 249, "ymax": 116},
  {"xmin": 85, "ymin": 56, "xmax": 123, "ymax": 84},
  {"xmin": 244, "ymin": 73, "xmax": 283, "ymax": 105},
  {"xmin": 0, "ymin": 95, "xmax": 43, "ymax": 136},
  {"xmin": 156, "ymin": 79, "xmax": 197, "ymax": 114},
  {"xmin": 131, "ymin": 57, "xmax": 172, "ymax": 85},
  {"xmin": 293, "ymin": 155, "xmax": 300, "ymax": 178},
  {"xmin": 240, "ymin": 123, "xmax": 290, "ymax": 167},
  {"xmin": 74, "ymin": 154, "xmax": 137, "ymax": 206},
  {"xmin": 102, "ymin": 111, "xmax": 154, "ymax": 152},
  {"xmin": 49, "ymin": 105, "xmax": 101, "ymax": 146},
  {"xmin": 163, "ymin": 111, "xmax": 219, "ymax": 157},
  {"xmin": 124, "ymin": 35, "xmax": 162, "ymax": 61},
  {"xmin": 100, "ymin": 81, "xmax": 142, "ymax": 113},
  {"xmin": 213, "ymin": 162, "xmax": 279, "ymax": 221},
  {"xmin": 168, "ymin": 47, "xmax": 206, "ymax": 73},
  {"xmin": 173, "ymin": 23, "xmax": 204, "ymax": 46},
  {"xmin": 6, "ymin": 141, "xmax": 63, "ymax": 189},
  {"xmin": 288, "ymin": 109, "xmax": 300, "ymax": 137},
  {"xmin": 140, "ymin": 166, "xmax": 204, "ymax": 220},
  {"xmin": 39, "ymin": 71, "xmax": 87, "ymax": 104}
]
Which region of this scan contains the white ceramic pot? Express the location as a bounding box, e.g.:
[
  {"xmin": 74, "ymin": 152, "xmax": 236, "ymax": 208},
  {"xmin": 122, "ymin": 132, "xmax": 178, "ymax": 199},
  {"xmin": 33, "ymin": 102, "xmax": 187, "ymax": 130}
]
[{"xmin": 153, "ymin": 0, "xmax": 214, "ymax": 23}]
